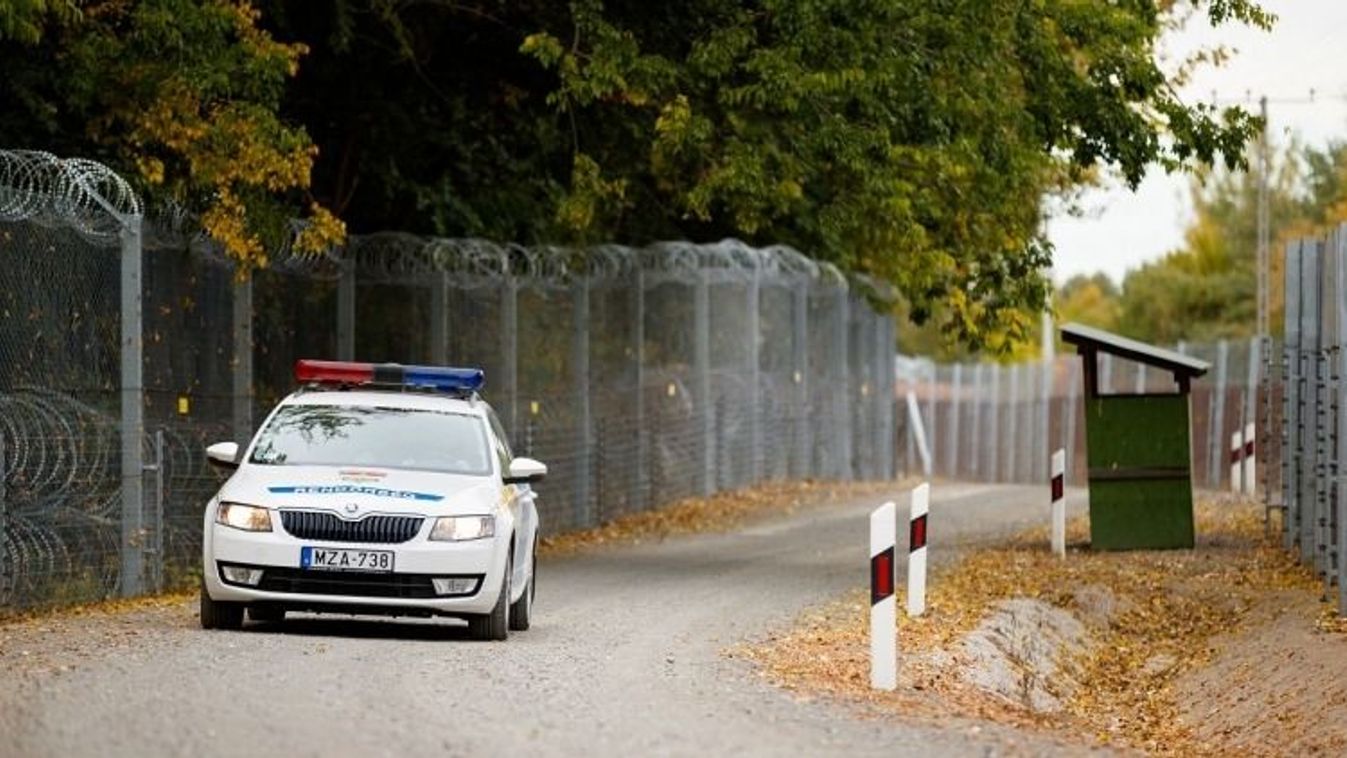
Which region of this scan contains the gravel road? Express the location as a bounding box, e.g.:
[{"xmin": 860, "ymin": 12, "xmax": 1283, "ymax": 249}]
[{"xmin": 1, "ymin": 483, "xmax": 1090, "ymax": 758}]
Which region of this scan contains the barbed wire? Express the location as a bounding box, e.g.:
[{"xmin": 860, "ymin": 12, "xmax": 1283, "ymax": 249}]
[
  {"xmin": 345, "ymin": 234, "xmax": 849, "ymax": 290},
  {"xmin": 0, "ymin": 149, "xmax": 864, "ymax": 295},
  {"xmin": 0, "ymin": 150, "xmax": 142, "ymax": 246}
]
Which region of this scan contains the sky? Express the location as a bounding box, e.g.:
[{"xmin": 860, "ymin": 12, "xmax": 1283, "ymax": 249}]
[{"xmin": 1047, "ymin": 0, "xmax": 1347, "ymax": 285}]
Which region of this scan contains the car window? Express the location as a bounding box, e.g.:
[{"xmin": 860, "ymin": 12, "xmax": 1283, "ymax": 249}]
[
  {"xmin": 248, "ymin": 404, "xmax": 492, "ymax": 476},
  {"xmin": 485, "ymin": 407, "xmax": 513, "ymax": 473}
]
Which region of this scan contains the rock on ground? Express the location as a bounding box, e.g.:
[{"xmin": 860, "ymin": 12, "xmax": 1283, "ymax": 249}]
[{"xmin": 953, "ymin": 598, "xmax": 1089, "ymax": 713}]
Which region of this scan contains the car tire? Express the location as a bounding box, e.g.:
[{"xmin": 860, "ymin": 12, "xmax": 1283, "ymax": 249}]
[
  {"xmin": 200, "ymin": 581, "xmax": 244, "ymax": 631},
  {"xmin": 508, "ymin": 539, "xmax": 535, "ymax": 632},
  {"xmin": 248, "ymin": 605, "xmax": 286, "ymax": 624},
  {"xmin": 469, "ymin": 548, "xmax": 511, "ymax": 641}
]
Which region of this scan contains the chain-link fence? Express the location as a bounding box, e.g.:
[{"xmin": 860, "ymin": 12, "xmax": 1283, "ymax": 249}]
[
  {"xmin": 895, "ymin": 338, "xmax": 1270, "ymax": 490},
  {"xmin": 1279, "ymin": 226, "xmax": 1347, "ymax": 614},
  {"xmin": 0, "ymin": 151, "xmax": 899, "ymax": 612}
]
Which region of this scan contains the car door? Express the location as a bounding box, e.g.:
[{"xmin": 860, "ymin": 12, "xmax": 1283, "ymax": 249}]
[{"xmin": 485, "ymin": 407, "xmax": 537, "ymax": 589}]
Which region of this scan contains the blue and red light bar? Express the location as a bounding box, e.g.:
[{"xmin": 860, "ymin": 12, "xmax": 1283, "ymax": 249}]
[{"xmin": 295, "ymin": 359, "xmax": 484, "ymax": 393}]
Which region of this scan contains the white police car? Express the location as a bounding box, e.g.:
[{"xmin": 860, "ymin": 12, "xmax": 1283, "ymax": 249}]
[{"xmin": 199, "ymin": 359, "xmax": 545, "ymax": 640}]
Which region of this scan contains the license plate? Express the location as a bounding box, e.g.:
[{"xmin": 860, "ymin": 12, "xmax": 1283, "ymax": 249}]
[{"xmin": 300, "ymin": 546, "xmax": 394, "ymax": 572}]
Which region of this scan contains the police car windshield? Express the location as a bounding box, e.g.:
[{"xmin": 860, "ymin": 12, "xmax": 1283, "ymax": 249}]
[{"xmin": 248, "ymin": 404, "xmax": 492, "ymax": 476}]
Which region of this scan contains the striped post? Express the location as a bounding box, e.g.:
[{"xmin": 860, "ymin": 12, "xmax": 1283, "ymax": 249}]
[
  {"xmin": 1051, "ymin": 448, "xmax": 1066, "ymax": 558},
  {"xmin": 1230, "ymin": 429, "xmax": 1244, "ymax": 493},
  {"xmin": 870, "ymin": 501, "xmax": 897, "ymax": 691},
  {"xmin": 907, "ymin": 483, "xmax": 930, "ymax": 617},
  {"xmin": 1242, "ymin": 422, "xmax": 1257, "ymax": 494}
]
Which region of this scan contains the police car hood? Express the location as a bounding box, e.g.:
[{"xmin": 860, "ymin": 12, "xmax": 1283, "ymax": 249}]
[{"xmin": 221, "ymin": 464, "xmax": 499, "ymax": 517}]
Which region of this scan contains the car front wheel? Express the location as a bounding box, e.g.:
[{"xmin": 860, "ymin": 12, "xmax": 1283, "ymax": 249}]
[
  {"xmin": 199, "ymin": 580, "xmax": 244, "ymax": 630},
  {"xmin": 468, "ymin": 548, "xmax": 511, "ymax": 641},
  {"xmin": 508, "ymin": 539, "xmax": 535, "ymax": 631}
]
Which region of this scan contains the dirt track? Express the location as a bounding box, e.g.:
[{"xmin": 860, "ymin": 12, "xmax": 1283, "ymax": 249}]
[{"xmin": 0, "ymin": 483, "xmax": 1092, "ymax": 758}]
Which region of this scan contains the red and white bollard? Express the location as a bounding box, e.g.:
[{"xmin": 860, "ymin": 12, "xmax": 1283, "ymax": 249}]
[
  {"xmin": 1243, "ymin": 422, "xmax": 1256, "ymax": 494},
  {"xmin": 870, "ymin": 501, "xmax": 897, "ymax": 690},
  {"xmin": 1051, "ymin": 449, "xmax": 1066, "ymax": 559},
  {"xmin": 907, "ymin": 483, "xmax": 930, "ymax": 618},
  {"xmin": 1229, "ymin": 424, "xmax": 1257, "ymax": 494}
]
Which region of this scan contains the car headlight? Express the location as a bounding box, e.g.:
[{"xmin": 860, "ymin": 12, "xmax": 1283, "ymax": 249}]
[
  {"xmin": 429, "ymin": 515, "xmax": 495, "ymax": 542},
  {"xmin": 216, "ymin": 502, "xmax": 273, "ymax": 532}
]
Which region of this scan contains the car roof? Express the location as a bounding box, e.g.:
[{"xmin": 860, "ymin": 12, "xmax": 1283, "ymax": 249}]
[{"xmin": 280, "ymin": 389, "xmax": 486, "ymax": 416}]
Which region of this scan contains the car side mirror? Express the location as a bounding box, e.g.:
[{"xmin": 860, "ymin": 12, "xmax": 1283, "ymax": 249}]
[
  {"xmin": 503, "ymin": 456, "xmax": 547, "ymax": 485},
  {"xmin": 206, "ymin": 441, "xmax": 241, "ymax": 469}
]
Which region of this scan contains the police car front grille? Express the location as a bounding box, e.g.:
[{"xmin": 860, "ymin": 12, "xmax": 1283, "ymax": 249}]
[
  {"xmin": 257, "ymin": 568, "xmax": 437, "ymax": 599},
  {"xmin": 279, "ymin": 511, "xmax": 423, "ymax": 543}
]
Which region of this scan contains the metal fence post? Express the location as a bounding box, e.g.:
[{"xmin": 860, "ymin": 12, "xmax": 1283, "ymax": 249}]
[
  {"xmin": 987, "ymin": 362, "xmax": 1001, "ymax": 482},
  {"xmin": 1330, "ymin": 228, "xmax": 1345, "ymax": 598},
  {"xmin": 947, "ymin": 363, "xmax": 963, "ymax": 478},
  {"xmin": 430, "ymin": 271, "xmax": 450, "ymax": 365},
  {"xmin": 633, "ymin": 266, "xmax": 648, "ymax": 512},
  {"xmin": 573, "ymin": 275, "xmax": 592, "ymax": 527},
  {"xmin": 792, "ymin": 279, "xmax": 810, "ymax": 478},
  {"xmin": 1284, "ymin": 240, "xmax": 1303, "ymax": 552},
  {"xmin": 926, "ymin": 362, "xmax": 938, "ymax": 477},
  {"xmin": 337, "ymin": 260, "xmax": 355, "ymax": 361},
  {"xmin": 119, "ymin": 216, "xmax": 145, "ymax": 597},
  {"xmin": 147, "ymin": 429, "xmax": 164, "ymax": 593},
  {"xmin": 1065, "ymin": 357, "xmax": 1080, "ymax": 480},
  {"xmin": 872, "ymin": 315, "xmax": 894, "ymax": 479},
  {"xmin": 969, "ymin": 363, "xmax": 984, "ymax": 480},
  {"xmin": 1039, "ymin": 358, "xmax": 1053, "ymax": 481},
  {"xmin": 835, "ymin": 290, "xmax": 853, "ymax": 480},
  {"xmin": 1335, "ymin": 226, "xmax": 1347, "ymax": 614},
  {"xmin": 1245, "ymin": 335, "xmax": 1260, "ymax": 494},
  {"xmin": 1263, "ymin": 328, "xmax": 1276, "ymax": 524},
  {"xmin": 1006, "ymin": 363, "xmax": 1020, "ymax": 482},
  {"xmin": 1209, "ymin": 339, "xmax": 1230, "ymax": 489},
  {"xmin": 232, "ymin": 274, "xmax": 253, "ymax": 448},
  {"xmin": 500, "ymin": 275, "xmax": 519, "ymax": 442},
  {"xmin": 1314, "ymin": 239, "xmax": 1334, "ymax": 579},
  {"xmin": 1021, "ymin": 361, "xmax": 1033, "ymax": 483},
  {"xmin": 1301, "ymin": 242, "xmax": 1321, "ymax": 565},
  {"xmin": 0, "ymin": 431, "xmax": 7, "ymax": 603},
  {"xmin": 695, "ymin": 270, "xmax": 714, "ymax": 496},
  {"xmin": 747, "ymin": 263, "xmax": 762, "ymax": 483}
]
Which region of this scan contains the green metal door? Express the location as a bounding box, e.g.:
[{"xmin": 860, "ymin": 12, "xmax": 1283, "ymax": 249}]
[{"xmin": 1085, "ymin": 394, "xmax": 1195, "ymax": 550}]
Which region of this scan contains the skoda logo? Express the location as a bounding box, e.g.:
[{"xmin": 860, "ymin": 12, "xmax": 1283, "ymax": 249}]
[{"xmin": 343, "ymin": 503, "xmax": 360, "ymax": 517}]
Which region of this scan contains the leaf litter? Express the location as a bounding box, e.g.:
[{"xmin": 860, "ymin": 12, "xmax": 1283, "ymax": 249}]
[
  {"xmin": 735, "ymin": 495, "xmax": 1339, "ymax": 755},
  {"xmin": 538, "ymin": 479, "xmax": 908, "ymax": 556}
]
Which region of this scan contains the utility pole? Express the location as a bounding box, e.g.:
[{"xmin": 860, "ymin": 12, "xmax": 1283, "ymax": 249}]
[
  {"xmin": 1257, "ymin": 95, "xmax": 1270, "ymax": 339},
  {"xmin": 1256, "ymin": 96, "xmax": 1272, "ymax": 514}
]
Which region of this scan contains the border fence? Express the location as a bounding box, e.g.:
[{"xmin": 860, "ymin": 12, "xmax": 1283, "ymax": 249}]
[
  {"xmin": 897, "ymin": 339, "xmax": 1269, "ymax": 492},
  {"xmin": 0, "ymin": 150, "xmax": 898, "ymax": 611},
  {"xmin": 1279, "ymin": 225, "xmax": 1347, "ymax": 613},
  {"xmin": 5, "ymin": 149, "xmax": 1334, "ymax": 619}
]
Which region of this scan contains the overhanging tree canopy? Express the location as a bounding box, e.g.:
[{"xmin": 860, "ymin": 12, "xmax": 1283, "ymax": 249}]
[{"xmin": 0, "ymin": 0, "xmax": 1272, "ymax": 349}]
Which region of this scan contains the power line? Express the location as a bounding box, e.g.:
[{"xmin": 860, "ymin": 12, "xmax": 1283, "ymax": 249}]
[{"xmin": 1206, "ymin": 89, "xmax": 1347, "ymax": 106}]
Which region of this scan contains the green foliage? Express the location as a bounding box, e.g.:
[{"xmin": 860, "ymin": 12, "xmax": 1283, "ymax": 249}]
[
  {"xmin": 519, "ymin": 0, "xmax": 1262, "ymax": 348},
  {"xmin": 0, "ymin": 0, "xmax": 343, "ymax": 265},
  {"xmin": 0, "ymin": 0, "xmax": 1268, "ymax": 348},
  {"xmin": 1057, "ymin": 273, "xmax": 1122, "ymax": 333},
  {"xmin": 1064, "ymin": 139, "xmax": 1347, "ymax": 345},
  {"xmin": 0, "ymin": 0, "xmax": 77, "ymax": 44}
]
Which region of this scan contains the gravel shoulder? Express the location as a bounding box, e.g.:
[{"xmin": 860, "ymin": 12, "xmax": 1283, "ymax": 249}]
[
  {"xmin": 1174, "ymin": 588, "xmax": 1347, "ymax": 755},
  {"xmin": 1, "ymin": 482, "xmax": 1084, "ymax": 758}
]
